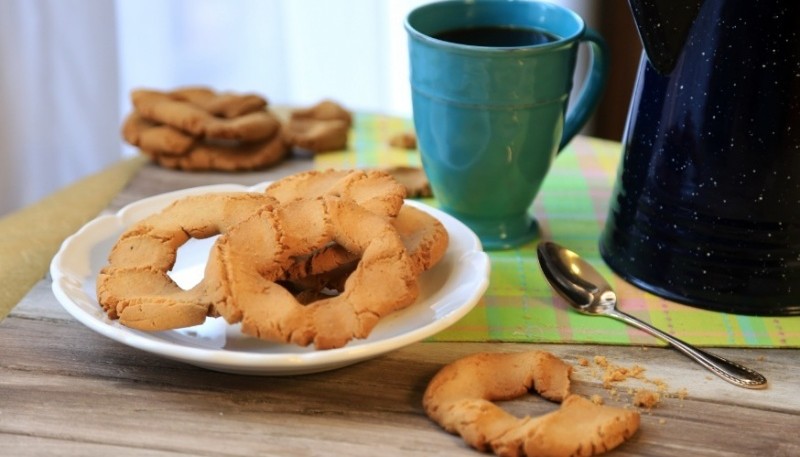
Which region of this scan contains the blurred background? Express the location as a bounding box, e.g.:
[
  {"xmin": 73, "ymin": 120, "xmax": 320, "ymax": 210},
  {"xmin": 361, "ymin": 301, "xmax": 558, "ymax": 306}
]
[{"xmin": 0, "ymin": 0, "xmax": 640, "ymax": 216}]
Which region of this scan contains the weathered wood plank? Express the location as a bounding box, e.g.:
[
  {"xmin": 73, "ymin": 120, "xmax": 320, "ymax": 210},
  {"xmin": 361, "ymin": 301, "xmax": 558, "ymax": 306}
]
[{"xmin": 2, "ymin": 296, "xmax": 799, "ymax": 457}]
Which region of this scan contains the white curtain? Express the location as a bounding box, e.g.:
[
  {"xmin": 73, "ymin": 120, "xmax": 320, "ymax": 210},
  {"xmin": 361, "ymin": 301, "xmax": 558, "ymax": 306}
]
[
  {"xmin": 0, "ymin": 0, "xmax": 593, "ymax": 216},
  {"xmin": 0, "ymin": 0, "xmax": 120, "ymax": 216}
]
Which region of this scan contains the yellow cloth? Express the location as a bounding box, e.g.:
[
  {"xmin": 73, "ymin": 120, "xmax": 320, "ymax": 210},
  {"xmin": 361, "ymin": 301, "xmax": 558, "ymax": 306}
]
[{"xmin": 0, "ymin": 156, "xmax": 147, "ymax": 321}]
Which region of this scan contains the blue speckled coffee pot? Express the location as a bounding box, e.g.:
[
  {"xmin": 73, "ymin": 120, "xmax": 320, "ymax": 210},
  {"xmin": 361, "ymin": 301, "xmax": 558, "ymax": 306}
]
[{"xmin": 600, "ymin": 0, "xmax": 800, "ymax": 315}]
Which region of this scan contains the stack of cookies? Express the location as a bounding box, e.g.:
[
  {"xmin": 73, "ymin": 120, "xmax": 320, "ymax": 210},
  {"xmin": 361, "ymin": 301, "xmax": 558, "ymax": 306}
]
[
  {"xmin": 122, "ymin": 87, "xmax": 289, "ymax": 171},
  {"xmin": 96, "ymin": 169, "xmax": 449, "ymax": 350},
  {"xmin": 120, "ymin": 86, "xmax": 434, "ymax": 199}
]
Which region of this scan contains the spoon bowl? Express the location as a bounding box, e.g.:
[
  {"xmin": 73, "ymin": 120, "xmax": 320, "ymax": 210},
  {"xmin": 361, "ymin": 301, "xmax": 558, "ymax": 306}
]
[
  {"xmin": 537, "ymin": 241, "xmax": 768, "ymax": 389},
  {"xmin": 537, "ymin": 241, "xmax": 616, "ymax": 314}
]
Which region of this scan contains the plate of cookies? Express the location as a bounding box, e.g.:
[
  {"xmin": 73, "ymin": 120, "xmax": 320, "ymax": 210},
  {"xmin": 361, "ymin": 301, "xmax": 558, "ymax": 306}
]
[{"xmin": 50, "ymin": 170, "xmax": 490, "ymax": 375}]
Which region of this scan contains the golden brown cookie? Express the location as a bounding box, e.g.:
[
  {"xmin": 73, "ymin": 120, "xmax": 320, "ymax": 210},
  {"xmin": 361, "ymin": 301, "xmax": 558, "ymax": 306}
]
[
  {"xmin": 424, "ymin": 351, "xmax": 640, "ymax": 457},
  {"xmin": 96, "ymin": 192, "xmax": 277, "ymax": 330},
  {"xmin": 392, "ymin": 204, "xmax": 448, "ymax": 275},
  {"xmin": 97, "ymin": 169, "xmax": 445, "ymax": 350},
  {"xmin": 169, "ymin": 86, "xmax": 268, "ymax": 118},
  {"xmin": 276, "ymin": 171, "xmax": 446, "ymax": 287},
  {"xmin": 264, "ymin": 169, "xmax": 406, "ymax": 218},
  {"xmin": 122, "ymin": 87, "xmax": 287, "ymax": 171},
  {"xmin": 266, "ymin": 168, "xmax": 416, "ymax": 299},
  {"xmin": 285, "ymin": 100, "xmax": 353, "ymax": 153},
  {"xmin": 284, "ymin": 203, "xmax": 449, "ymax": 293},
  {"xmin": 285, "ymin": 118, "xmax": 349, "ymax": 152},
  {"xmin": 131, "ymin": 89, "xmax": 277, "ymax": 142},
  {"xmin": 290, "ymin": 99, "xmax": 353, "ymax": 126},
  {"xmin": 122, "ymin": 112, "xmax": 195, "ymax": 156},
  {"xmin": 204, "ymin": 195, "xmax": 420, "ymax": 349},
  {"xmin": 388, "ymin": 131, "xmax": 417, "ymax": 150},
  {"xmin": 145, "ymin": 131, "xmax": 288, "ymax": 172}
]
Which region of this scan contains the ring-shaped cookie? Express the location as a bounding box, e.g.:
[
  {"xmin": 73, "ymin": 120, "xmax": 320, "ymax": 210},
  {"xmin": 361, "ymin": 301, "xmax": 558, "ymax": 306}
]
[
  {"xmin": 169, "ymin": 86, "xmax": 268, "ymax": 118},
  {"xmin": 424, "ymin": 351, "xmax": 640, "ymax": 457},
  {"xmin": 123, "ymin": 109, "xmax": 283, "ymax": 159},
  {"xmin": 132, "ymin": 89, "xmax": 277, "ymax": 142},
  {"xmin": 206, "ymin": 194, "xmax": 420, "ymax": 349},
  {"xmin": 97, "ymin": 169, "xmax": 408, "ymax": 334},
  {"xmin": 96, "ymin": 192, "xmax": 278, "ymax": 331},
  {"xmin": 268, "ymin": 168, "xmax": 411, "ymax": 286},
  {"xmin": 284, "ymin": 203, "xmax": 448, "ymax": 293},
  {"xmin": 122, "ymin": 112, "xmax": 196, "ymax": 156},
  {"xmin": 264, "ymin": 168, "xmax": 406, "ymax": 218}
]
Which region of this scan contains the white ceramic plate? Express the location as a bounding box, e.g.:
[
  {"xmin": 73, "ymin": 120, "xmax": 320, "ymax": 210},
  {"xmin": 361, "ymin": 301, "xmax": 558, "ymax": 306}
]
[{"xmin": 50, "ymin": 182, "xmax": 490, "ymax": 375}]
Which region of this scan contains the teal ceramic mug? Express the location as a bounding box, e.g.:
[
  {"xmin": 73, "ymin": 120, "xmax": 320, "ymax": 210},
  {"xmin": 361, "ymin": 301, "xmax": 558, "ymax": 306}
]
[{"xmin": 405, "ymin": 0, "xmax": 608, "ymax": 250}]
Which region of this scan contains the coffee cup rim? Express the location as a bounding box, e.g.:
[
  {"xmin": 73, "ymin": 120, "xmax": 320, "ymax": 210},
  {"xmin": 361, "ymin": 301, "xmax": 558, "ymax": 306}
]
[{"xmin": 404, "ymin": 0, "xmax": 585, "ymax": 52}]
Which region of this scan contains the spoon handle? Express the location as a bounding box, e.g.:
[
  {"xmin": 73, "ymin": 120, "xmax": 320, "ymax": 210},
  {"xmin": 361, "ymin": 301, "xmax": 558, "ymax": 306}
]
[{"xmin": 607, "ymin": 309, "xmax": 768, "ymax": 389}]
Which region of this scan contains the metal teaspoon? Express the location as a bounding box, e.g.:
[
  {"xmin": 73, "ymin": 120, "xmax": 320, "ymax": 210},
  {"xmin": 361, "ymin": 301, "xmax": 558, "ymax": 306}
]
[{"xmin": 536, "ymin": 241, "xmax": 768, "ymax": 389}]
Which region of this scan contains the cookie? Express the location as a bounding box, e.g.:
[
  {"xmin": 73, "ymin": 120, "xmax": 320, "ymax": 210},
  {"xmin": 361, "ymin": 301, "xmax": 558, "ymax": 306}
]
[
  {"xmin": 285, "ymin": 117, "xmax": 350, "ymax": 152},
  {"xmin": 388, "ymin": 131, "xmax": 417, "ymax": 150},
  {"xmin": 169, "ymin": 86, "xmax": 268, "ymax": 118},
  {"xmin": 264, "ymin": 169, "xmax": 406, "ymax": 218},
  {"xmin": 122, "ymin": 112, "xmax": 196, "ymax": 156},
  {"xmin": 423, "ymin": 351, "xmax": 640, "ymax": 457},
  {"xmin": 97, "ymin": 168, "xmax": 448, "ymax": 350},
  {"xmin": 145, "ymin": 130, "xmax": 288, "ymax": 172},
  {"xmin": 205, "ymin": 195, "xmax": 420, "ymax": 349},
  {"xmin": 290, "ymin": 99, "xmax": 353, "ymax": 126},
  {"xmin": 131, "ymin": 88, "xmax": 277, "ymax": 142},
  {"xmin": 392, "ymin": 204, "xmax": 448, "ymax": 275},
  {"xmin": 96, "ymin": 192, "xmax": 277, "ymax": 330},
  {"xmin": 122, "ymin": 87, "xmax": 289, "ymax": 171},
  {"xmin": 284, "ymin": 203, "xmax": 449, "ymax": 293},
  {"xmin": 268, "ymin": 168, "xmax": 432, "ymax": 287},
  {"xmin": 285, "ymin": 100, "xmax": 353, "ymax": 153}
]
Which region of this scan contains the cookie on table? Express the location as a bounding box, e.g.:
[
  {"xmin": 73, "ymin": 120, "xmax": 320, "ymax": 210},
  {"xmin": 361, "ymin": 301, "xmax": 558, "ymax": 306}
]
[{"xmin": 423, "ymin": 351, "xmax": 640, "ymax": 457}]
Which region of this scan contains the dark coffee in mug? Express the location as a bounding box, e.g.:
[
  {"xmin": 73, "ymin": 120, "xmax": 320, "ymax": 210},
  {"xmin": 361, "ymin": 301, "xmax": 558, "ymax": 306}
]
[{"xmin": 433, "ymin": 26, "xmax": 558, "ymax": 47}]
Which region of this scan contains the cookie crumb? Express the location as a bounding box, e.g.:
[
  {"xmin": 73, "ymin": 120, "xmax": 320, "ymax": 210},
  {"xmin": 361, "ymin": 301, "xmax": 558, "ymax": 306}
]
[
  {"xmin": 603, "ymin": 364, "xmax": 631, "ymax": 387},
  {"xmin": 633, "ymin": 389, "xmax": 661, "ymax": 410},
  {"xmin": 650, "ymin": 378, "xmax": 669, "ymax": 392},
  {"xmin": 658, "ymin": 418, "xmax": 666, "ymax": 425},
  {"xmin": 590, "ymin": 394, "xmax": 604, "ymax": 405},
  {"xmin": 630, "ymin": 364, "xmax": 646, "ymax": 379},
  {"xmin": 388, "ymin": 131, "xmax": 417, "ymax": 149},
  {"xmin": 585, "ymin": 355, "xmax": 689, "ymax": 410},
  {"xmin": 578, "ymin": 357, "xmax": 589, "ymax": 367}
]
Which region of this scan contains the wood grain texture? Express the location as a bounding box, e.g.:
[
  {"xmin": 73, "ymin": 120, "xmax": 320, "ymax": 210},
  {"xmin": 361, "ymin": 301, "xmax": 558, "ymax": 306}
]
[{"xmin": 2, "ymin": 281, "xmax": 799, "ymax": 457}]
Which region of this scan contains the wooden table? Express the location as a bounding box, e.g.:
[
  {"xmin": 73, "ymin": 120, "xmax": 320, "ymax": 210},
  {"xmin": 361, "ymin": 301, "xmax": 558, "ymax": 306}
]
[{"xmin": 2, "ymin": 154, "xmax": 799, "ymax": 457}]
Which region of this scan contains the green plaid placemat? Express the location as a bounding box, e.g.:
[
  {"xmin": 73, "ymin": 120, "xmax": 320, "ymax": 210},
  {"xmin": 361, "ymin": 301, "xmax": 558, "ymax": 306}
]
[{"xmin": 315, "ymin": 113, "xmax": 800, "ymax": 348}]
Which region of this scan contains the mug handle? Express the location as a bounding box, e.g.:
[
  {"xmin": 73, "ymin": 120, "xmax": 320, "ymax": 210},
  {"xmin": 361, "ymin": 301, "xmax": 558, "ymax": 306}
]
[{"xmin": 559, "ymin": 27, "xmax": 609, "ymax": 151}]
